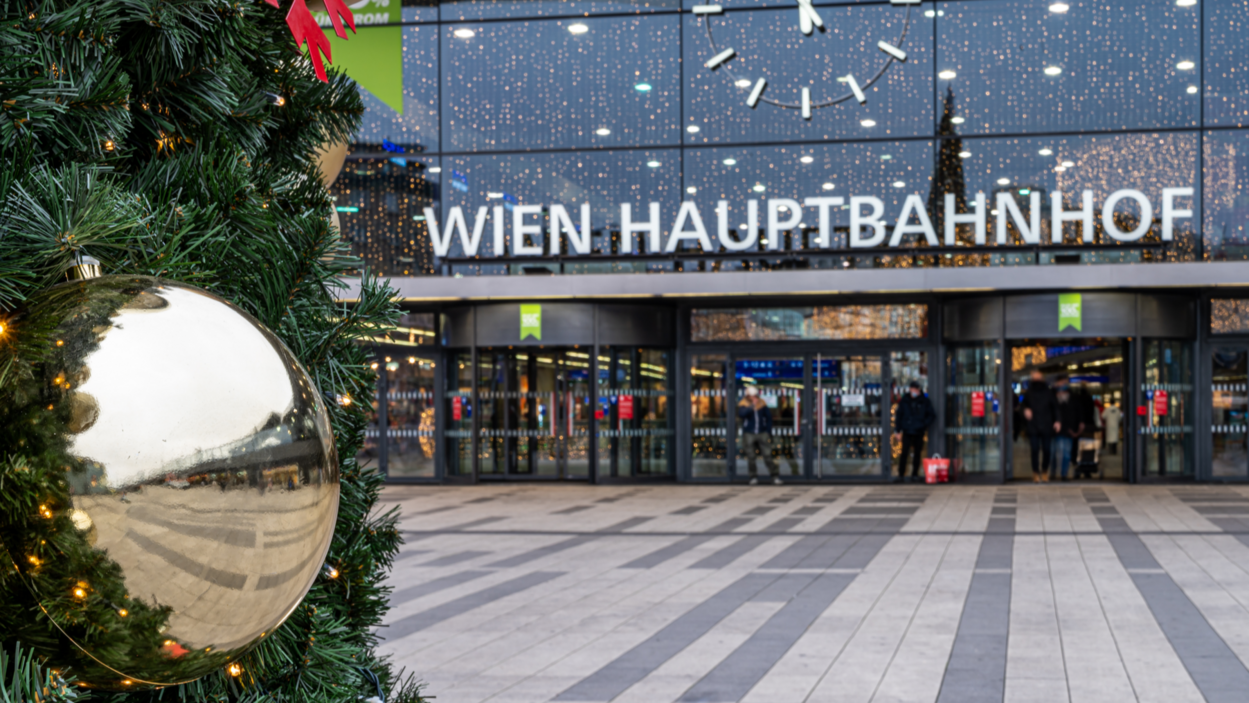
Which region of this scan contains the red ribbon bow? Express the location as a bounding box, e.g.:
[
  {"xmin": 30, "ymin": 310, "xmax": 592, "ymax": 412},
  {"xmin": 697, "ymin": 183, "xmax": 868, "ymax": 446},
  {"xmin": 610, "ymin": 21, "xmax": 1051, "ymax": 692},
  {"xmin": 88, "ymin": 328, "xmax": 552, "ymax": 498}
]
[{"xmin": 268, "ymin": 0, "xmax": 357, "ymax": 82}]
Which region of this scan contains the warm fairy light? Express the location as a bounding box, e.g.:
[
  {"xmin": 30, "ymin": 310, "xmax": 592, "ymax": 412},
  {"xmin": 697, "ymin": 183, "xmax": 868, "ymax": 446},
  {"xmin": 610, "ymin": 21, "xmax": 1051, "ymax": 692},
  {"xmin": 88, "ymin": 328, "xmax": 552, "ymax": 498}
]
[
  {"xmin": 39, "ymin": 505, "xmax": 52, "ymax": 519},
  {"xmin": 329, "ymin": 566, "xmax": 339, "ymax": 578},
  {"xmin": 104, "ymin": 139, "xmax": 115, "ymax": 151},
  {"xmin": 228, "ymin": 663, "xmax": 242, "ymax": 677},
  {"xmin": 118, "ymin": 608, "xmax": 128, "ymax": 617},
  {"xmin": 55, "ymin": 340, "xmax": 63, "ymax": 346},
  {"xmin": 28, "ymin": 555, "xmax": 40, "ymax": 566},
  {"xmin": 73, "ymin": 587, "xmax": 86, "ymax": 599},
  {"xmin": 337, "ymin": 394, "xmax": 352, "ymax": 406}
]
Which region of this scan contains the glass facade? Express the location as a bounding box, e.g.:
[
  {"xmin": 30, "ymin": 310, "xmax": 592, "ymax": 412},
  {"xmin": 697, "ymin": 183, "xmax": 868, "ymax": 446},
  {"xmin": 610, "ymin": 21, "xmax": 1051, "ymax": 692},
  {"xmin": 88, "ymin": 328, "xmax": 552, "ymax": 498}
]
[{"xmin": 327, "ymin": 0, "xmax": 1249, "ymax": 276}]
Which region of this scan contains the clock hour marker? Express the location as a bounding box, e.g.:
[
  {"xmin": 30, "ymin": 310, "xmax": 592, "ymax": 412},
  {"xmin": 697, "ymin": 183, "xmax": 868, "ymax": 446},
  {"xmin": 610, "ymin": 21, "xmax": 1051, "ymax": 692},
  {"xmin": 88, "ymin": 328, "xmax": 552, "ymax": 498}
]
[
  {"xmin": 796, "ymin": 0, "xmax": 823, "ymax": 34},
  {"xmin": 692, "ymin": 4, "xmax": 722, "ymax": 14},
  {"xmin": 801, "ymin": 88, "xmax": 812, "ymax": 119},
  {"xmin": 878, "ymin": 41, "xmax": 907, "ymax": 62},
  {"xmin": 705, "ymin": 48, "xmax": 736, "ymax": 69},
  {"xmin": 747, "ymin": 78, "xmax": 767, "ymax": 107},
  {"xmin": 845, "ymin": 74, "xmax": 867, "ymax": 104}
]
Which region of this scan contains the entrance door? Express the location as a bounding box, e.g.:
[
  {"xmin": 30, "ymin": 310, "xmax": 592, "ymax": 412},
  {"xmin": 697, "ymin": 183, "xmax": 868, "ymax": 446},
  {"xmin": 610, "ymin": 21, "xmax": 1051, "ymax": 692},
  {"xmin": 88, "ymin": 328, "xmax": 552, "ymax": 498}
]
[
  {"xmin": 734, "ymin": 357, "xmax": 803, "ymax": 479},
  {"xmin": 1212, "ymin": 347, "xmax": 1249, "ymax": 478},
  {"xmin": 814, "ymin": 355, "xmax": 884, "ymax": 477},
  {"xmin": 478, "ymin": 349, "xmax": 590, "ymax": 479}
]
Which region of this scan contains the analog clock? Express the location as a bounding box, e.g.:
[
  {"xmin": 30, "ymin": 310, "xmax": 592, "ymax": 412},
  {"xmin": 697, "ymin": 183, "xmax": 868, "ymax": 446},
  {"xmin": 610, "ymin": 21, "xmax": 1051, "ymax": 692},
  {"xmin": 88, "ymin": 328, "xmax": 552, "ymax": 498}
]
[{"xmin": 695, "ymin": 0, "xmax": 918, "ymax": 120}]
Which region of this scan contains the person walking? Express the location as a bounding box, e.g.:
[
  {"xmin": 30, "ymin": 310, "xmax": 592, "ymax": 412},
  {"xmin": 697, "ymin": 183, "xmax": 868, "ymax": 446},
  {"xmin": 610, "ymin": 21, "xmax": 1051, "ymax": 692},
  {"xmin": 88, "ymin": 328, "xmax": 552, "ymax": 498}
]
[
  {"xmin": 893, "ymin": 381, "xmax": 936, "ymax": 483},
  {"xmin": 1053, "ymin": 386, "xmax": 1086, "ymax": 482},
  {"xmin": 738, "ymin": 386, "xmax": 782, "ymax": 485},
  {"xmin": 1021, "ymin": 369, "xmax": 1060, "ymax": 483},
  {"xmin": 1102, "ymin": 402, "xmax": 1122, "ymax": 455}
]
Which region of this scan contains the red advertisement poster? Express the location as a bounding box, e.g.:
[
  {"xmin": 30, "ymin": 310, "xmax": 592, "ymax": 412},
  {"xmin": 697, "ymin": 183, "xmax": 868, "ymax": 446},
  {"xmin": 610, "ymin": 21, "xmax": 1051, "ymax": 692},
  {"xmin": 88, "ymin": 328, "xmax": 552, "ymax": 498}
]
[
  {"xmin": 1155, "ymin": 390, "xmax": 1168, "ymax": 416},
  {"xmin": 452, "ymin": 396, "xmax": 462, "ymax": 420},
  {"xmin": 619, "ymin": 395, "xmax": 634, "ymax": 420},
  {"xmin": 971, "ymin": 391, "xmax": 985, "ymax": 418}
]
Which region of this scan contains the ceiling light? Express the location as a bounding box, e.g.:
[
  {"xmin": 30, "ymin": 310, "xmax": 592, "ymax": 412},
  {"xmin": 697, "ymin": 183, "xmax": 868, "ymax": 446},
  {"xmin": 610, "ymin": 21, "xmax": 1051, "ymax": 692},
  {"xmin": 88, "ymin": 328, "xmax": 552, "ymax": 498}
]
[
  {"xmin": 1177, "ymin": 0, "xmax": 1196, "ymax": 6},
  {"xmin": 881, "ymin": 154, "xmax": 892, "ymax": 160},
  {"xmin": 1039, "ymin": 148, "xmax": 1053, "ymax": 156},
  {"xmin": 646, "ymin": 160, "xmax": 661, "ymax": 168},
  {"xmin": 568, "ymin": 23, "xmax": 588, "ymax": 34},
  {"xmin": 1049, "ymin": 2, "xmax": 1069, "ymax": 12},
  {"xmin": 595, "ymin": 128, "xmax": 611, "ymax": 136},
  {"xmin": 1044, "ymin": 66, "xmax": 1062, "ymax": 76},
  {"xmin": 686, "ymin": 186, "xmax": 697, "ymax": 194},
  {"xmin": 892, "ymin": 181, "xmax": 906, "ymax": 188},
  {"xmin": 753, "ymin": 184, "xmax": 766, "ymax": 192},
  {"xmin": 822, "ymin": 182, "xmax": 835, "ymax": 190},
  {"xmin": 958, "ymin": 151, "xmax": 972, "ymax": 158},
  {"xmin": 687, "ymin": 125, "xmax": 700, "ymax": 133},
  {"xmin": 925, "ymin": 9, "xmax": 935, "ymax": 17},
  {"xmin": 861, "ymin": 119, "xmax": 877, "ymax": 127},
  {"xmin": 1187, "ymin": 85, "xmax": 1199, "ymax": 94},
  {"xmin": 1177, "ymin": 60, "xmax": 1195, "ymax": 70},
  {"xmin": 951, "ymin": 116, "xmax": 965, "ymax": 124},
  {"xmin": 723, "ymin": 158, "xmax": 737, "ymax": 166},
  {"xmin": 997, "ymin": 177, "xmax": 1010, "ymax": 185},
  {"xmin": 938, "ymin": 70, "xmax": 957, "ymax": 80},
  {"xmin": 453, "ymin": 28, "xmax": 475, "ymax": 38},
  {"xmin": 428, "ymin": 166, "xmax": 442, "ymax": 173},
  {"xmin": 1055, "ymin": 166, "xmax": 1067, "ymax": 172},
  {"xmin": 634, "ymin": 82, "xmax": 652, "ymax": 92},
  {"xmin": 1062, "ymin": 160, "xmax": 1074, "ymax": 167},
  {"xmin": 800, "ymin": 156, "xmax": 814, "ymax": 164},
  {"xmin": 735, "ymin": 79, "xmax": 751, "ymax": 88}
]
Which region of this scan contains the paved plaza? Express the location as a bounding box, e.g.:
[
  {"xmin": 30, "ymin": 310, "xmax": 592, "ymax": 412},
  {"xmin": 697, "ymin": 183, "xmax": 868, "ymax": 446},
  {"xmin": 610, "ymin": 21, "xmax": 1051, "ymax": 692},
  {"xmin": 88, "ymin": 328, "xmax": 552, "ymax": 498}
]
[{"xmin": 377, "ymin": 483, "xmax": 1249, "ymax": 703}]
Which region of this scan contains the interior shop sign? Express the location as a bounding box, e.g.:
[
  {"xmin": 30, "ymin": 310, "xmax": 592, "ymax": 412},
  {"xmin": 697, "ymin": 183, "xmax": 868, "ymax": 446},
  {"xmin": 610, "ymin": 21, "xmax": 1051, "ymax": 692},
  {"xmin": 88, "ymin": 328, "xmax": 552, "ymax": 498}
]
[{"xmin": 423, "ymin": 188, "xmax": 1194, "ymax": 257}]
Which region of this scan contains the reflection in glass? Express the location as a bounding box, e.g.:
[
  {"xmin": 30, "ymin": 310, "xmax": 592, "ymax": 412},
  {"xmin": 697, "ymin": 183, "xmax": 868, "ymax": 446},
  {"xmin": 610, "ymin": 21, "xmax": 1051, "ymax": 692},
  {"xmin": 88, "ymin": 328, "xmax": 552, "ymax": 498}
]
[
  {"xmin": 354, "ymin": 25, "xmax": 440, "ymax": 151},
  {"xmin": 443, "ymin": 0, "xmax": 678, "ymax": 20},
  {"xmin": 597, "ymin": 348, "xmax": 673, "ymax": 477},
  {"xmin": 1211, "ymin": 347, "xmax": 1249, "ymax": 478},
  {"xmin": 815, "ymin": 356, "xmax": 883, "ymax": 477},
  {"xmin": 691, "ymin": 355, "xmax": 729, "ymax": 477},
  {"xmin": 692, "ymin": 305, "xmax": 927, "ymax": 341},
  {"xmin": 1143, "ymin": 340, "xmax": 1194, "ymax": 477},
  {"xmin": 735, "ymin": 357, "xmax": 803, "ymax": 478},
  {"xmin": 446, "ymin": 351, "xmax": 474, "ymax": 476},
  {"xmin": 939, "ymin": 0, "xmax": 1199, "ymax": 135},
  {"xmin": 946, "ymin": 344, "xmax": 1001, "ymax": 477},
  {"xmin": 684, "ymin": 6, "xmax": 932, "ymax": 144},
  {"xmin": 1212, "ymin": 299, "xmax": 1249, "ymax": 333},
  {"xmin": 1204, "ymin": 130, "xmax": 1249, "ymax": 261},
  {"xmin": 442, "ymin": 16, "xmax": 680, "ymax": 151},
  {"xmin": 386, "ymin": 354, "xmax": 437, "ymax": 478},
  {"xmin": 1205, "ymin": 0, "xmax": 1249, "ymax": 127},
  {"xmin": 332, "ymin": 155, "xmax": 439, "ymax": 276}
]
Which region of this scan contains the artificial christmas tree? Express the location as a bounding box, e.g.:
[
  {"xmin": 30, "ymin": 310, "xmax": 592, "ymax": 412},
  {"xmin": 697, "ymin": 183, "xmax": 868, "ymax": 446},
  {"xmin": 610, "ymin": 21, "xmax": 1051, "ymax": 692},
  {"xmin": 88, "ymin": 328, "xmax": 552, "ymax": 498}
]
[{"xmin": 0, "ymin": 0, "xmax": 419, "ymax": 699}]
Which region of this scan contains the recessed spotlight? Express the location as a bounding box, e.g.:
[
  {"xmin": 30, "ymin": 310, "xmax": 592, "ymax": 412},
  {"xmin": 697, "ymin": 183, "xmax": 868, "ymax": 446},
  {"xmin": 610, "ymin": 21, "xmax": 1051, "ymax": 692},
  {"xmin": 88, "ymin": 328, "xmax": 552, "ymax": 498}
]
[
  {"xmin": 753, "ymin": 184, "xmax": 766, "ymax": 192},
  {"xmin": 1062, "ymin": 160, "xmax": 1074, "ymax": 167},
  {"xmin": 892, "ymin": 181, "xmax": 906, "ymax": 188},
  {"xmin": 1177, "ymin": 0, "xmax": 1196, "ymax": 6},
  {"xmin": 958, "ymin": 151, "xmax": 972, "ymax": 158},
  {"xmin": 568, "ymin": 23, "xmax": 589, "ymax": 34},
  {"xmin": 595, "ymin": 128, "xmax": 612, "ymax": 136},
  {"xmin": 881, "ymin": 154, "xmax": 892, "ymax": 161},
  {"xmin": 997, "ymin": 177, "xmax": 1010, "ymax": 185},
  {"xmin": 991, "ymin": 209, "xmax": 1000, "ymax": 216},
  {"xmin": 1049, "ymin": 2, "xmax": 1069, "ymax": 12},
  {"xmin": 951, "ymin": 116, "xmax": 965, "ymax": 124},
  {"xmin": 822, "ymin": 182, "xmax": 835, "ymax": 190},
  {"xmin": 647, "ymin": 160, "xmax": 661, "ymax": 168},
  {"xmin": 1177, "ymin": 60, "xmax": 1195, "ymax": 70},
  {"xmin": 1187, "ymin": 85, "xmax": 1199, "ymax": 94},
  {"xmin": 800, "ymin": 156, "xmax": 814, "ymax": 164},
  {"xmin": 1044, "ymin": 66, "xmax": 1063, "ymax": 76},
  {"xmin": 925, "ymin": 9, "xmax": 935, "ymax": 17},
  {"xmin": 722, "ymin": 159, "xmax": 738, "ymax": 167},
  {"xmin": 428, "ymin": 167, "xmax": 442, "ymax": 173},
  {"xmin": 687, "ymin": 125, "xmax": 701, "ymax": 134},
  {"xmin": 1055, "ymin": 165, "xmax": 1067, "ymax": 172},
  {"xmin": 453, "ymin": 28, "xmax": 475, "ymax": 38},
  {"xmin": 861, "ymin": 119, "xmax": 877, "ymax": 127},
  {"xmin": 735, "ymin": 79, "xmax": 752, "ymax": 88},
  {"xmin": 686, "ymin": 186, "xmax": 697, "ymax": 194},
  {"xmin": 938, "ymin": 70, "xmax": 957, "ymax": 80},
  {"xmin": 1039, "ymin": 148, "xmax": 1053, "ymax": 156},
  {"xmin": 634, "ymin": 82, "xmax": 652, "ymax": 92}
]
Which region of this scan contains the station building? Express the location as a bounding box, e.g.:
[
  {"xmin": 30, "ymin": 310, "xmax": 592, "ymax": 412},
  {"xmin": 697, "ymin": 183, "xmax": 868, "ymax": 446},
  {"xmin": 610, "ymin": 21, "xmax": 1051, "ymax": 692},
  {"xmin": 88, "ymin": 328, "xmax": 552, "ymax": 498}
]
[{"xmin": 333, "ymin": 0, "xmax": 1249, "ymax": 483}]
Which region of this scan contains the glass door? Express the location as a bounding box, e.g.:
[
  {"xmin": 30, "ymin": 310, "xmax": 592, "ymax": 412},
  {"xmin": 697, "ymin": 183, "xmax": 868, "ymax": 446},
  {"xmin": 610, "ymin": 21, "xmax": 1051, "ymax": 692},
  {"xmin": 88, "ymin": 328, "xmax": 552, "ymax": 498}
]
[
  {"xmin": 1141, "ymin": 340, "xmax": 1195, "ymax": 478},
  {"xmin": 946, "ymin": 344, "xmax": 1002, "ymax": 479},
  {"xmin": 1212, "ymin": 347, "xmax": 1249, "ymax": 478},
  {"xmin": 734, "ymin": 357, "xmax": 803, "ymax": 480},
  {"xmin": 384, "ymin": 354, "xmax": 437, "ymax": 478},
  {"xmin": 814, "ymin": 355, "xmax": 884, "ymax": 477},
  {"xmin": 597, "ymin": 348, "xmax": 674, "ymax": 478}
]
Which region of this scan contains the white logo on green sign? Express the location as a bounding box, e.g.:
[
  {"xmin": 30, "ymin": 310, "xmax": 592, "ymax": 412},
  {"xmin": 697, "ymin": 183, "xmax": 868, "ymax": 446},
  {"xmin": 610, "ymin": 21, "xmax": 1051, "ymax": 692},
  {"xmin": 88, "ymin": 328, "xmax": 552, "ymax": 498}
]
[
  {"xmin": 1059, "ymin": 293, "xmax": 1082, "ymax": 332},
  {"xmin": 520, "ymin": 304, "xmax": 542, "ymax": 340}
]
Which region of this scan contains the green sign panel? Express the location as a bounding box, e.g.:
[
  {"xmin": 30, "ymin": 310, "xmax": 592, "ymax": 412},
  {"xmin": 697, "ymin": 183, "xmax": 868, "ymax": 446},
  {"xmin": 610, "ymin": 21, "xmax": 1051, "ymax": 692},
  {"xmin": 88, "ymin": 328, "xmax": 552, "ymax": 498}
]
[
  {"xmin": 520, "ymin": 304, "xmax": 542, "ymax": 340},
  {"xmin": 311, "ymin": 0, "xmax": 404, "ymax": 114},
  {"xmin": 1059, "ymin": 293, "xmax": 1082, "ymax": 332}
]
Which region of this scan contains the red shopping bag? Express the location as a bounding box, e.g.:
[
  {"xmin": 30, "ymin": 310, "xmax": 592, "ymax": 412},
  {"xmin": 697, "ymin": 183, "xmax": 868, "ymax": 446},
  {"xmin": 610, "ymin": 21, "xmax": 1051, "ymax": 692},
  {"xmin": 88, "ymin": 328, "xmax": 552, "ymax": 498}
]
[{"xmin": 924, "ymin": 455, "xmax": 951, "ymax": 484}]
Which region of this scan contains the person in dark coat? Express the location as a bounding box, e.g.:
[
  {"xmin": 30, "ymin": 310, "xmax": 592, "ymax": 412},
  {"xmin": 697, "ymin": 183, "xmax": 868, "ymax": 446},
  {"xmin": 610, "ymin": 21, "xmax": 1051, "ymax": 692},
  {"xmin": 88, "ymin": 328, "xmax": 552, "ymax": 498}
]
[
  {"xmin": 1021, "ymin": 369, "xmax": 1060, "ymax": 483},
  {"xmin": 1053, "ymin": 386, "xmax": 1086, "ymax": 481},
  {"xmin": 893, "ymin": 381, "xmax": 937, "ymax": 482},
  {"xmin": 738, "ymin": 385, "xmax": 781, "ymax": 485}
]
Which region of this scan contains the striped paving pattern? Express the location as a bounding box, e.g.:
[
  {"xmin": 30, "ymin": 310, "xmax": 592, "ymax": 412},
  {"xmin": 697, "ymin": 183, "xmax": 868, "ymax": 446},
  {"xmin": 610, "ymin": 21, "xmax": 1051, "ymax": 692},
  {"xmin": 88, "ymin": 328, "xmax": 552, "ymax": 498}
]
[{"xmin": 377, "ymin": 484, "xmax": 1249, "ymax": 703}]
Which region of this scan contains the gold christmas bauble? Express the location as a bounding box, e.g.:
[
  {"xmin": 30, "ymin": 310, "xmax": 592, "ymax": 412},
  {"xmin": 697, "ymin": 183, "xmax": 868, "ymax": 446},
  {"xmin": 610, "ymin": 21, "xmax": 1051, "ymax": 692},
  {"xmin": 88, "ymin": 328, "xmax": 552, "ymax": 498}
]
[
  {"xmin": 315, "ymin": 140, "xmax": 349, "ymax": 188},
  {"xmin": 7, "ymin": 276, "xmax": 339, "ymax": 689}
]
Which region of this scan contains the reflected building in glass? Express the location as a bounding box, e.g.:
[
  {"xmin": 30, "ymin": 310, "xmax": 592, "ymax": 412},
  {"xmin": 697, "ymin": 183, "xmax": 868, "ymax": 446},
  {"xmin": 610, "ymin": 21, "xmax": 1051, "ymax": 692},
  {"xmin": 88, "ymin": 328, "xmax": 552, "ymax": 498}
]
[{"xmin": 340, "ymin": 0, "xmax": 1249, "ymax": 483}]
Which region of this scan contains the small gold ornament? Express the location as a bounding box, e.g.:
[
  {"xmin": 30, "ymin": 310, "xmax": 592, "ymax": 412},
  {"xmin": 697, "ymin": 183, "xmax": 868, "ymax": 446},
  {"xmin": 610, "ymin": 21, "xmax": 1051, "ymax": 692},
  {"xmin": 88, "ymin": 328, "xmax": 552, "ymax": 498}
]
[{"xmin": 4, "ymin": 276, "xmax": 340, "ymax": 689}]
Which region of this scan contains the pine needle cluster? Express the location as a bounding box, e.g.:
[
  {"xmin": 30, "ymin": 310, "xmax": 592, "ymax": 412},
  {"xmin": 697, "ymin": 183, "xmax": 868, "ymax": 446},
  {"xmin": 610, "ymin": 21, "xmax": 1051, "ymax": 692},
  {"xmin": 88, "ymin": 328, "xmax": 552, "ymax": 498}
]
[{"xmin": 0, "ymin": 0, "xmax": 417, "ymax": 700}]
